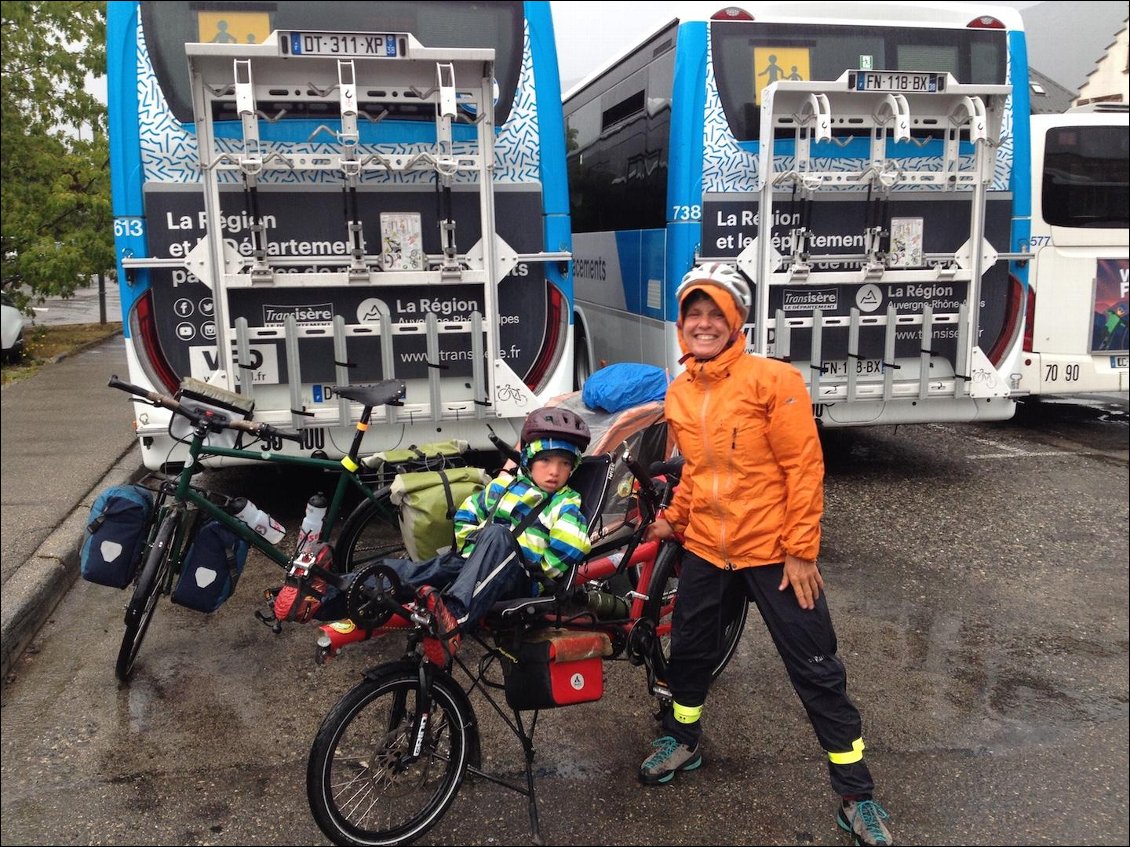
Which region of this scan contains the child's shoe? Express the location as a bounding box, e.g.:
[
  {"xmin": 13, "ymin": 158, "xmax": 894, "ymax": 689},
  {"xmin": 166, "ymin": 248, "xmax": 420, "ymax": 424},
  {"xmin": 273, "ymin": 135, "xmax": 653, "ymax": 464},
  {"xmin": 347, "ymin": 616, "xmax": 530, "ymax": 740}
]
[{"xmin": 417, "ymin": 586, "xmax": 461, "ymax": 666}]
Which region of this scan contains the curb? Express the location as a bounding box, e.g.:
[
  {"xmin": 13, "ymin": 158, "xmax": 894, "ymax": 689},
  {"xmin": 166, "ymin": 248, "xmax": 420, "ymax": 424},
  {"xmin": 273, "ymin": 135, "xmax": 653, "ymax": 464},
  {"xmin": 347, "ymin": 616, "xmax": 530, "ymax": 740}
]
[
  {"xmin": 0, "ymin": 327, "xmax": 124, "ymax": 392},
  {"xmin": 45, "ymin": 326, "xmax": 124, "ymax": 364},
  {"xmin": 0, "ymin": 445, "xmax": 146, "ymax": 681}
]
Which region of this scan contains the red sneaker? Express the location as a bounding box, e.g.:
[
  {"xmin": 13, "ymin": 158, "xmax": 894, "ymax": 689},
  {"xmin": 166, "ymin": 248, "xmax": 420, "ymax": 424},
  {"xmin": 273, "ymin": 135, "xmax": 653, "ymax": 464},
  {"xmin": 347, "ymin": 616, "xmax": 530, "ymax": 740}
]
[{"xmin": 417, "ymin": 586, "xmax": 461, "ymax": 665}]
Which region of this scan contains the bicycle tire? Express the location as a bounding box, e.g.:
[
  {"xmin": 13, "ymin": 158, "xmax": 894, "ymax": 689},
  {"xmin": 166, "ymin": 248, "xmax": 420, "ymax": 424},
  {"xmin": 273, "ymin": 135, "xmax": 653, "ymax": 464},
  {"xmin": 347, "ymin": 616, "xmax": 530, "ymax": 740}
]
[
  {"xmin": 336, "ymin": 489, "xmax": 408, "ymax": 574},
  {"xmin": 307, "ymin": 662, "xmax": 475, "ymax": 846},
  {"xmin": 116, "ymin": 511, "xmax": 178, "ymax": 682},
  {"xmin": 642, "ymin": 542, "xmax": 748, "ymax": 683}
]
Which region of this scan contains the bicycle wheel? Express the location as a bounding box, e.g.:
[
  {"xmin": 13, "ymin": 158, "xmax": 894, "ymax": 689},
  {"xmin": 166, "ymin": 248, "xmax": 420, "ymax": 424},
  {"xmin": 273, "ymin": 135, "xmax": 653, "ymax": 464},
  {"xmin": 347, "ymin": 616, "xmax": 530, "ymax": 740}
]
[
  {"xmin": 307, "ymin": 662, "xmax": 475, "ymax": 846},
  {"xmin": 642, "ymin": 542, "xmax": 748, "ymax": 683},
  {"xmin": 115, "ymin": 511, "xmax": 178, "ymax": 682},
  {"xmin": 336, "ymin": 489, "xmax": 408, "ymax": 574}
]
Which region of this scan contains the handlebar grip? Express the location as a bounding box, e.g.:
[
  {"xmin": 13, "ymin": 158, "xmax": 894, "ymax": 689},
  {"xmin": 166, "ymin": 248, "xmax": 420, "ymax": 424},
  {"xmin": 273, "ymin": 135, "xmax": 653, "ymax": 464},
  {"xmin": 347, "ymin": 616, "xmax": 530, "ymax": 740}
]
[
  {"xmin": 488, "ymin": 429, "xmax": 521, "ymax": 464},
  {"xmin": 108, "ymin": 374, "xmax": 154, "ymax": 400},
  {"xmin": 265, "ymin": 425, "xmax": 304, "ymax": 444},
  {"xmin": 108, "ymin": 374, "xmax": 181, "ymax": 414},
  {"xmin": 231, "ymin": 419, "xmax": 304, "ymax": 443},
  {"xmin": 649, "ymin": 458, "xmax": 685, "ymax": 479}
]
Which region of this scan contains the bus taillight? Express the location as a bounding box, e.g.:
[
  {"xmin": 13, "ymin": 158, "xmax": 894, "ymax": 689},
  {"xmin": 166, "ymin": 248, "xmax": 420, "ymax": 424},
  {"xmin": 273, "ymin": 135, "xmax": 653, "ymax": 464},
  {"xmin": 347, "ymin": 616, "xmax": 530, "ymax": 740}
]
[
  {"xmin": 986, "ymin": 272, "xmax": 1026, "ymax": 365},
  {"xmin": 130, "ymin": 290, "xmax": 180, "ymax": 393},
  {"xmin": 711, "ymin": 7, "xmax": 754, "ymax": 21},
  {"xmin": 1023, "ymin": 283, "xmax": 1036, "ymax": 353},
  {"xmin": 524, "ymin": 282, "xmax": 566, "ymax": 393}
]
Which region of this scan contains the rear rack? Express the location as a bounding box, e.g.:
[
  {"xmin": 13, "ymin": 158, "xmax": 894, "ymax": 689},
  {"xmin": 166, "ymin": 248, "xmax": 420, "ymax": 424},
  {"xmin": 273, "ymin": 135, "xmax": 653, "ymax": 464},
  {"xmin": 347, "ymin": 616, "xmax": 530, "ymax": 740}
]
[
  {"xmin": 712, "ymin": 71, "xmax": 1023, "ymax": 410},
  {"xmin": 122, "ymin": 31, "xmax": 568, "ymax": 429}
]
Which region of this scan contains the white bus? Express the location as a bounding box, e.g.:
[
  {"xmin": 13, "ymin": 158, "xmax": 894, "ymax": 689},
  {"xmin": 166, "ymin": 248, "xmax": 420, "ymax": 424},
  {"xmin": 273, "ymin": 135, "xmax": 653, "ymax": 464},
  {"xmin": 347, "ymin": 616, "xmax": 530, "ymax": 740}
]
[
  {"xmin": 566, "ymin": 3, "xmax": 1031, "ymax": 426},
  {"xmin": 1015, "ymin": 104, "xmax": 1128, "ymax": 396}
]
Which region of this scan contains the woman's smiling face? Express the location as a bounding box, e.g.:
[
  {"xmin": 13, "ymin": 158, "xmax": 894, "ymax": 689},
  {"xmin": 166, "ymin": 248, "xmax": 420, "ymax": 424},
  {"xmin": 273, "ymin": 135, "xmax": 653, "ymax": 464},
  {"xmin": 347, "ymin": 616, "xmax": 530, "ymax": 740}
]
[{"xmin": 681, "ymin": 294, "xmax": 731, "ymax": 360}]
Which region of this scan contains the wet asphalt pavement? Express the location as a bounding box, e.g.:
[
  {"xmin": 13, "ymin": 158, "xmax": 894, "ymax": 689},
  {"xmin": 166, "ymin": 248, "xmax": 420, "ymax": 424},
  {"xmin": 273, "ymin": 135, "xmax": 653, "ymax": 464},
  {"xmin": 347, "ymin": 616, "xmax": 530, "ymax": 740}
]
[{"xmin": 1, "ymin": 392, "xmax": 1127, "ymax": 846}]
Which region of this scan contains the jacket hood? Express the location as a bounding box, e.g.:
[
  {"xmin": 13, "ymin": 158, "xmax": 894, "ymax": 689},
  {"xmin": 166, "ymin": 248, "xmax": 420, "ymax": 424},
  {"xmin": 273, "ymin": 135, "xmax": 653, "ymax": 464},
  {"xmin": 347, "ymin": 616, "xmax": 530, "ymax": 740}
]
[{"xmin": 676, "ymin": 285, "xmax": 746, "ymax": 363}]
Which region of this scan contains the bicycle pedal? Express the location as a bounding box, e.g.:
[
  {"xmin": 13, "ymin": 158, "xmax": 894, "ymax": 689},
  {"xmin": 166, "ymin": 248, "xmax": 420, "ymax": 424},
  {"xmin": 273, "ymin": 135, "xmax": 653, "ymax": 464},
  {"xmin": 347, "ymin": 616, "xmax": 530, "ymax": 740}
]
[{"xmin": 254, "ymin": 609, "xmax": 283, "ymax": 633}]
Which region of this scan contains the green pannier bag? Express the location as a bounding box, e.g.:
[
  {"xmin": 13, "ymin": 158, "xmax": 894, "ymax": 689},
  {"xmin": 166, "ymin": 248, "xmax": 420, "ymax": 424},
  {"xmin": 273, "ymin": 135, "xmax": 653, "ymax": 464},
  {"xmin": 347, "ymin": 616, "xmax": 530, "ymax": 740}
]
[
  {"xmin": 363, "ymin": 439, "xmax": 470, "ymax": 470},
  {"xmin": 390, "ymin": 467, "xmax": 491, "ymax": 561}
]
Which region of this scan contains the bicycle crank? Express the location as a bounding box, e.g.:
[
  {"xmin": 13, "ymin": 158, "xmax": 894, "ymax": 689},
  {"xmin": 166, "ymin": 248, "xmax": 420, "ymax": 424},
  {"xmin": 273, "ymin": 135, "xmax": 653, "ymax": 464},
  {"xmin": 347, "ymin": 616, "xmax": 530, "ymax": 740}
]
[{"xmin": 624, "ymin": 618, "xmax": 656, "ymax": 666}]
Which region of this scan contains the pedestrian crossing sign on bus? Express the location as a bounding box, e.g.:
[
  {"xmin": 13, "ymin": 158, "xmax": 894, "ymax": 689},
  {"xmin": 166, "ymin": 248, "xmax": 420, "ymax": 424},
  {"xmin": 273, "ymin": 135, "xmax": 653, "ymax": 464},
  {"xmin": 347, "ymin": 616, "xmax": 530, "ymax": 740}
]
[
  {"xmin": 753, "ymin": 47, "xmax": 811, "ymax": 104},
  {"xmin": 197, "ymin": 11, "xmax": 272, "ymax": 45}
]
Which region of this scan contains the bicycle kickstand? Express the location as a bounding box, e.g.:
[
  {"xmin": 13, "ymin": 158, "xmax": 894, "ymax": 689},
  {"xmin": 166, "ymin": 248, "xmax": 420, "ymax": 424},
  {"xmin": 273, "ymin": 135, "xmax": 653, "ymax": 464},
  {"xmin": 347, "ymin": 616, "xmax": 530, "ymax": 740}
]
[{"xmin": 514, "ymin": 711, "xmax": 545, "ymax": 845}]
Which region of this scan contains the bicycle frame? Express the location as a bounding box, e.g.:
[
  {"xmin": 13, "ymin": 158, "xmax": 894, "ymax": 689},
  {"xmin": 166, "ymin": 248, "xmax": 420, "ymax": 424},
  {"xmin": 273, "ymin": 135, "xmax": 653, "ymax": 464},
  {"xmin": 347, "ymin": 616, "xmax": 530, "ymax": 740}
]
[
  {"xmin": 306, "ymin": 534, "xmax": 691, "ymax": 846},
  {"xmin": 108, "ymin": 374, "xmax": 459, "ymax": 681},
  {"xmin": 112, "ymin": 374, "xmax": 414, "ymax": 573},
  {"xmin": 163, "ymin": 436, "xmax": 391, "ymax": 572},
  {"xmin": 306, "ymin": 447, "xmax": 749, "ymax": 846}
]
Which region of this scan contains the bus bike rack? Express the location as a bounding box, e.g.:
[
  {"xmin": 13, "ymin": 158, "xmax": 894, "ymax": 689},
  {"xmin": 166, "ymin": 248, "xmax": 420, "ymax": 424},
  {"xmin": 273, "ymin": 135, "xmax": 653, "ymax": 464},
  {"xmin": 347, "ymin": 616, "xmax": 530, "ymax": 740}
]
[
  {"xmin": 122, "ymin": 31, "xmax": 569, "ymax": 432},
  {"xmin": 718, "ymin": 72, "xmax": 1022, "ymax": 408}
]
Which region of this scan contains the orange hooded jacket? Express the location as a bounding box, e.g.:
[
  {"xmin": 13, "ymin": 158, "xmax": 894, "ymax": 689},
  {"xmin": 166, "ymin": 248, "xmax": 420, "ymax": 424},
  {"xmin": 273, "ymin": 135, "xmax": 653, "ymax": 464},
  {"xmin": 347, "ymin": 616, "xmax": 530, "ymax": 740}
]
[{"xmin": 664, "ymin": 287, "xmax": 824, "ymax": 569}]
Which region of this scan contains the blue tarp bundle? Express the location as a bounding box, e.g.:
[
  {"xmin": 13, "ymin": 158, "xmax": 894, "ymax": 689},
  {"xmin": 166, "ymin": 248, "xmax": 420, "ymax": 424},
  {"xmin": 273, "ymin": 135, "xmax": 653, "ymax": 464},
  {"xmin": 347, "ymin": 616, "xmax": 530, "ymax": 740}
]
[{"xmin": 582, "ymin": 362, "xmax": 669, "ymax": 413}]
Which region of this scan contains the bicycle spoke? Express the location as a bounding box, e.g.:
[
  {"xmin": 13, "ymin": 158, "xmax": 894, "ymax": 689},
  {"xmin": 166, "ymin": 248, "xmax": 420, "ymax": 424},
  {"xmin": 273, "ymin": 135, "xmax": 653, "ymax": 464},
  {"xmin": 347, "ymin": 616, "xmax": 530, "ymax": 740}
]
[{"xmin": 310, "ymin": 670, "xmax": 468, "ymax": 844}]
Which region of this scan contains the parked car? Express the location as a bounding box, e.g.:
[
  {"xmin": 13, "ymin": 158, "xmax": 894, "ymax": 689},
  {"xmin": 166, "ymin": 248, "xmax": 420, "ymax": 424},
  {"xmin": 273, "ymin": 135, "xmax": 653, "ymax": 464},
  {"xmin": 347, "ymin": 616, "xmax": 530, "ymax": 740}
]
[{"xmin": 2, "ymin": 293, "xmax": 28, "ymax": 364}]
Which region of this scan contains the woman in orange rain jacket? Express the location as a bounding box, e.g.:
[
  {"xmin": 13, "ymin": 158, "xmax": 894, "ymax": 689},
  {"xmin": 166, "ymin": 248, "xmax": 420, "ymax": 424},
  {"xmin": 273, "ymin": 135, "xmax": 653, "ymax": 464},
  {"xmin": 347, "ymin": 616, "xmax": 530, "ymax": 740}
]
[{"xmin": 639, "ymin": 263, "xmax": 894, "ymax": 847}]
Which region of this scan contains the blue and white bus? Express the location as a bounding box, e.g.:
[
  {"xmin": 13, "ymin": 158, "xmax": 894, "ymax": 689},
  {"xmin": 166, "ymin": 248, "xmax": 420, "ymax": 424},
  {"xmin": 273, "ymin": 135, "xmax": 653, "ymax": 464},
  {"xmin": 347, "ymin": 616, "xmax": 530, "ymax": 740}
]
[
  {"xmin": 108, "ymin": 1, "xmax": 574, "ymax": 468},
  {"xmin": 1015, "ymin": 104, "xmax": 1128, "ymax": 397},
  {"xmin": 566, "ymin": 3, "xmax": 1031, "ymax": 426}
]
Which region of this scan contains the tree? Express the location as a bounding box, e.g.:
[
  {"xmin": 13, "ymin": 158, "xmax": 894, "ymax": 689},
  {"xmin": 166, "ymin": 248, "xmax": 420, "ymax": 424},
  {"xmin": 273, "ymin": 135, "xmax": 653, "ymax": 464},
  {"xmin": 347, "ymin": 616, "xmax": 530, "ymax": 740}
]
[{"xmin": 1, "ymin": 1, "xmax": 112, "ymax": 311}]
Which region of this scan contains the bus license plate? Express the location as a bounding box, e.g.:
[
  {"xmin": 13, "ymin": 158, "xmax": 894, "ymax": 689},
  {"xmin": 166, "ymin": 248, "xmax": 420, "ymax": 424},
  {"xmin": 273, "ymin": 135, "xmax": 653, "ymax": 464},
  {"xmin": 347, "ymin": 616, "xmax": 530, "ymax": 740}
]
[
  {"xmin": 850, "ymin": 71, "xmax": 944, "ymax": 94},
  {"xmin": 286, "ymin": 32, "xmax": 400, "ymax": 58},
  {"xmin": 820, "ymin": 360, "xmax": 886, "ymax": 377},
  {"xmin": 1111, "ymin": 355, "xmax": 1129, "ymax": 370}
]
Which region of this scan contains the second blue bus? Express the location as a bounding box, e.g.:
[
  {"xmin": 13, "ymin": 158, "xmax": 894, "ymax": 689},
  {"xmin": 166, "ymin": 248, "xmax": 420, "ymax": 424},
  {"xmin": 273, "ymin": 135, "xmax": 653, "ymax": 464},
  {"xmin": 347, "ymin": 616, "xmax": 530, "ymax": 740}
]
[{"xmin": 566, "ymin": 2, "xmax": 1031, "ymax": 426}]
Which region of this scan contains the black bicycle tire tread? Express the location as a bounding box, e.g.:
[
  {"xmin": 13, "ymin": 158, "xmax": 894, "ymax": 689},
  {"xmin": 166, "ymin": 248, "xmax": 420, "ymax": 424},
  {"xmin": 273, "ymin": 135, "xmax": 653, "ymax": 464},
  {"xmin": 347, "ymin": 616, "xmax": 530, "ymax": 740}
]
[
  {"xmin": 336, "ymin": 487, "xmax": 407, "ymax": 575},
  {"xmin": 307, "ymin": 667, "xmax": 471, "ymax": 846},
  {"xmin": 116, "ymin": 512, "xmax": 177, "ymax": 682}
]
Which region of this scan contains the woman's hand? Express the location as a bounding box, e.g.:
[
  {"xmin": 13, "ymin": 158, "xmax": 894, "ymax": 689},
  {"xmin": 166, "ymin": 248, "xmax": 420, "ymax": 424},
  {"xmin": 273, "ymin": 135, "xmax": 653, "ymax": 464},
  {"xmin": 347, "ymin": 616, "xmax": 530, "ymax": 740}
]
[
  {"xmin": 645, "ymin": 517, "xmax": 675, "ymax": 543},
  {"xmin": 779, "ymin": 554, "xmax": 824, "ymax": 610}
]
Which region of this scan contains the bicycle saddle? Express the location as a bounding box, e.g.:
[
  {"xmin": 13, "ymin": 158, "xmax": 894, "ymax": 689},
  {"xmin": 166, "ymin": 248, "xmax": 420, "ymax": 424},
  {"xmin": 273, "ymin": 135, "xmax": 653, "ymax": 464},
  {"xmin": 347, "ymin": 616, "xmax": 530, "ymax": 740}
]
[{"xmin": 332, "ymin": 380, "xmax": 406, "ymax": 409}]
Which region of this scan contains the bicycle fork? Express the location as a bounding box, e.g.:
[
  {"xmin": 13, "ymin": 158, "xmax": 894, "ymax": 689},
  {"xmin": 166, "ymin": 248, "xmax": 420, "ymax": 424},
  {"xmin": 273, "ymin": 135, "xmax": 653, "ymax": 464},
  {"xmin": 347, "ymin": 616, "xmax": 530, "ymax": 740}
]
[{"xmin": 404, "ymin": 662, "xmax": 434, "ymax": 765}]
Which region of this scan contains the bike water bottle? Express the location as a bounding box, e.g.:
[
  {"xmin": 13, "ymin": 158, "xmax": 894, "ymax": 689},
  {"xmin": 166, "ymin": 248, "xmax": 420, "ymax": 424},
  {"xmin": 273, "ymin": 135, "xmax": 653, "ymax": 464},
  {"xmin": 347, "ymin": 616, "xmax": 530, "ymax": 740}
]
[
  {"xmin": 587, "ymin": 590, "xmax": 630, "ymax": 620},
  {"xmin": 229, "ymin": 497, "xmax": 285, "ymax": 544},
  {"xmin": 298, "ymin": 492, "xmax": 328, "ymax": 556}
]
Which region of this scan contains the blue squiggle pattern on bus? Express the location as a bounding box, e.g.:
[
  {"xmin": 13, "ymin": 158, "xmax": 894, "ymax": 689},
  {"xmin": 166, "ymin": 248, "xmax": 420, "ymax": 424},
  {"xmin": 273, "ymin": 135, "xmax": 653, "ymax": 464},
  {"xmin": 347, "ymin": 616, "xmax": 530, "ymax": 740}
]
[
  {"xmin": 700, "ymin": 33, "xmax": 1013, "ymax": 195},
  {"xmin": 137, "ymin": 20, "xmax": 540, "ymax": 186}
]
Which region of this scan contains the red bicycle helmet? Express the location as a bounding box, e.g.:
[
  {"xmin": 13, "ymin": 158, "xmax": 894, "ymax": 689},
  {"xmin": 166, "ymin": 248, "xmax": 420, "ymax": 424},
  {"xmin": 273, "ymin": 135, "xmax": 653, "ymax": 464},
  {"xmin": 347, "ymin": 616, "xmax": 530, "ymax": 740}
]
[{"xmin": 520, "ymin": 406, "xmax": 592, "ymax": 452}]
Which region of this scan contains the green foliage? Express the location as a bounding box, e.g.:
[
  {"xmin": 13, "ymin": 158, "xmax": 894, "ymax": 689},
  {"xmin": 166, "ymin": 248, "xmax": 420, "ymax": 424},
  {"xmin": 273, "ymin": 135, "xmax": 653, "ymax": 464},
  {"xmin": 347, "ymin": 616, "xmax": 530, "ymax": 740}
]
[{"xmin": 1, "ymin": 1, "xmax": 112, "ymax": 311}]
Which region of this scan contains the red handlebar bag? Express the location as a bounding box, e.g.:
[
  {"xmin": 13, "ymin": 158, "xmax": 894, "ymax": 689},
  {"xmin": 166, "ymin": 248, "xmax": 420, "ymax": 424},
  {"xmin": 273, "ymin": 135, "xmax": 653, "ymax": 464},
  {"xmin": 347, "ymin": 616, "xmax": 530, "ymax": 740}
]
[{"xmin": 501, "ymin": 628, "xmax": 612, "ymax": 710}]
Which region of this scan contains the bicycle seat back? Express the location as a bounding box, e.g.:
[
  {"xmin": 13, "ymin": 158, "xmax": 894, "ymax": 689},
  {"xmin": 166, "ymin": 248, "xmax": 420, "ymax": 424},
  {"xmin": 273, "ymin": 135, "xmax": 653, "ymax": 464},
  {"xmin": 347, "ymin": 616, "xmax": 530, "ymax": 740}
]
[{"xmin": 487, "ymin": 453, "xmax": 614, "ymax": 623}]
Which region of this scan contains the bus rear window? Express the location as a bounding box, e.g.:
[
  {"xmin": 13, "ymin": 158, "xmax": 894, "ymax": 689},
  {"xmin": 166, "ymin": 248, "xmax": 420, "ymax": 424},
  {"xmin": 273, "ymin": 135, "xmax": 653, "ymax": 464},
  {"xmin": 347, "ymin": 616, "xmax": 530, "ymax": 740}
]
[
  {"xmin": 140, "ymin": 0, "xmax": 523, "ymax": 125},
  {"xmin": 1042, "ymin": 125, "xmax": 1130, "ymax": 228},
  {"xmin": 711, "ymin": 20, "xmax": 1007, "ymax": 142}
]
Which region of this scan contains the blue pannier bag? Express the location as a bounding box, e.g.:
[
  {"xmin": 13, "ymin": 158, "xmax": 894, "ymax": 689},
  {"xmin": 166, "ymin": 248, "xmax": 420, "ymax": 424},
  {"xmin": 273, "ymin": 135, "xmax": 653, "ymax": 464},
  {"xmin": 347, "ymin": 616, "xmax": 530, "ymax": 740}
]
[
  {"xmin": 171, "ymin": 519, "xmax": 249, "ymax": 613},
  {"xmin": 80, "ymin": 484, "xmax": 154, "ymax": 588},
  {"xmin": 582, "ymin": 362, "xmax": 669, "ymax": 413}
]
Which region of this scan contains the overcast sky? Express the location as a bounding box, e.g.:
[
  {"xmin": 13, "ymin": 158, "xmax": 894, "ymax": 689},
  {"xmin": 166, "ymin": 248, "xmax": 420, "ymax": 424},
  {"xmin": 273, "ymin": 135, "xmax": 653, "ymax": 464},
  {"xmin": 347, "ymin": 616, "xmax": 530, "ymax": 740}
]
[{"xmin": 548, "ymin": 1, "xmax": 1045, "ymax": 90}]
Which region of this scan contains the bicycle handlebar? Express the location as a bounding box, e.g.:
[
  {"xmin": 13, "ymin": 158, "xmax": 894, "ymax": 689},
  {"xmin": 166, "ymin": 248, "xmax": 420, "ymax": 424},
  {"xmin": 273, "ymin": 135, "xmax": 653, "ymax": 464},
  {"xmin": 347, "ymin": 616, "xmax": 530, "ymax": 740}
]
[
  {"xmin": 621, "ymin": 450, "xmax": 684, "ymax": 518},
  {"xmin": 487, "ymin": 427, "xmax": 522, "ymax": 465},
  {"xmin": 108, "ymin": 375, "xmax": 304, "ymax": 443}
]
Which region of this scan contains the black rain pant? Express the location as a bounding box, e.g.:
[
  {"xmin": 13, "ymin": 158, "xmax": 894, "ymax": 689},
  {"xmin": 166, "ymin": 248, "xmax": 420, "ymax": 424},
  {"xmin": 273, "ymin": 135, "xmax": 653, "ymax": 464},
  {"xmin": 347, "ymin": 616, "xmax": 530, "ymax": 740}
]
[{"xmin": 664, "ymin": 549, "xmax": 875, "ymax": 797}]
